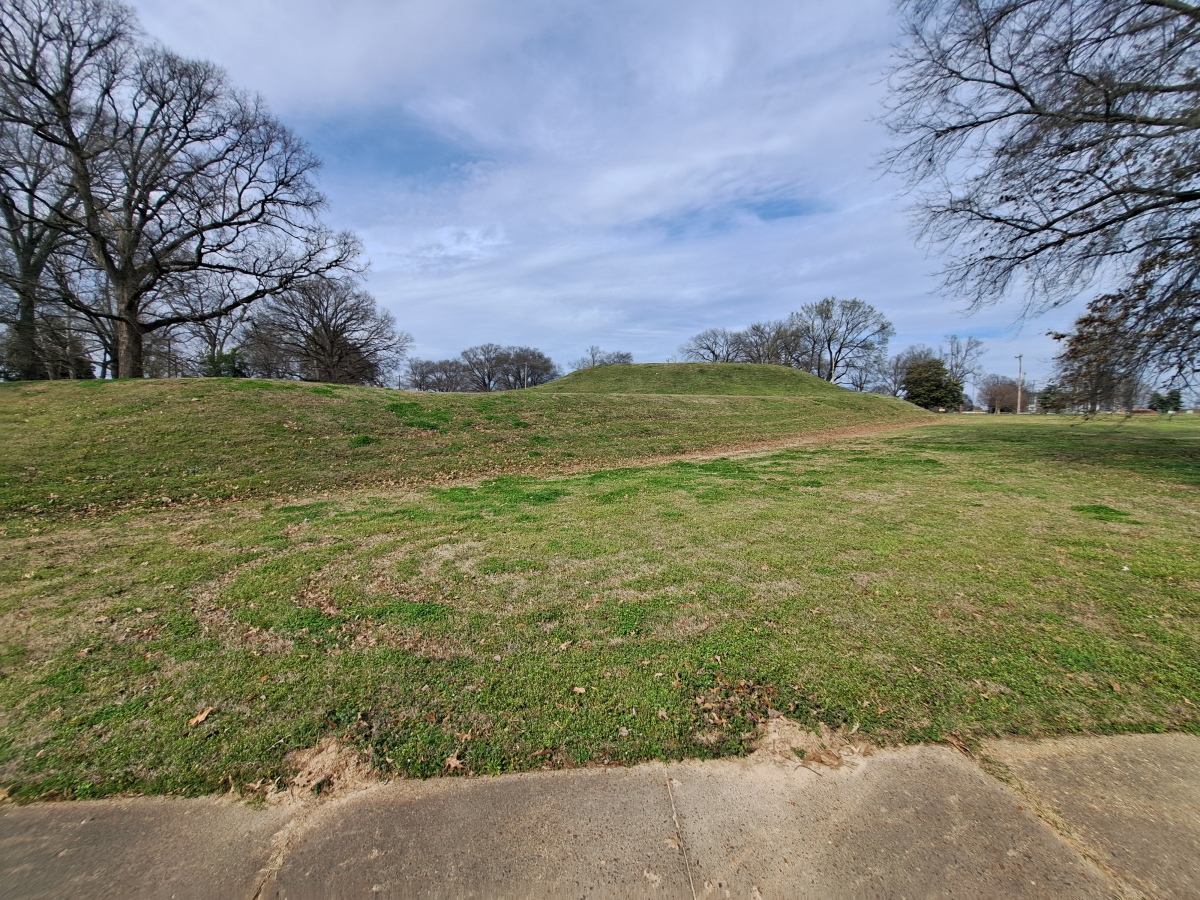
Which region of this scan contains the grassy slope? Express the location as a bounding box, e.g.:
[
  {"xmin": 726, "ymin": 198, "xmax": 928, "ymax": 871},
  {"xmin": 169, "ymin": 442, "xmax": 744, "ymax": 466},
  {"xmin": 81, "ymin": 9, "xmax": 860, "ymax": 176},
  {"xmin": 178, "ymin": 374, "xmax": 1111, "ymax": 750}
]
[
  {"xmin": 0, "ymin": 414, "xmax": 1196, "ymax": 800},
  {"xmin": 0, "ymin": 370, "xmax": 928, "ymax": 526},
  {"xmin": 536, "ymin": 362, "xmax": 856, "ymax": 396}
]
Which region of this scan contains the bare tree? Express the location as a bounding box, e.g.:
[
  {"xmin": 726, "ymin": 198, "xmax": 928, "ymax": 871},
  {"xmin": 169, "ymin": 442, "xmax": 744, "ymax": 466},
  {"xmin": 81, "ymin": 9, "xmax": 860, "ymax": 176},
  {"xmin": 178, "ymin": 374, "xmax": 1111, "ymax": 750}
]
[
  {"xmin": 679, "ymin": 327, "xmax": 740, "ymax": 362},
  {"xmin": 0, "ymin": 123, "xmax": 79, "ymax": 379},
  {"xmin": 0, "ymin": 306, "xmax": 93, "ymax": 379},
  {"xmin": 569, "ymin": 345, "xmax": 633, "ymax": 371},
  {"xmin": 166, "ymin": 271, "xmax": 251, "ymax": 371},
  {"xmin": 873, "ymin": 343, "xmax": 936, "ymax": 396},
  {"xmin": 977, "ymin": 374, "xmax": 1023, "ymax": 413},
  {"xmin": 459, "ymin": 343, "xmax": 508, "ymax": 391},
  {"xmin": 886, "ymin": 0, "xmax": 1200, "ymax": 383},
  {"xmin": 402, "ymin": 358, "xmax": 437, "ymax": 391},
  {"xmin": 404, "ymin": 358, "xmax": 464, "ymax": 392},
  {"xmin": 408, "ymin": 346, "xmax": 560, "ymax": 391},
  {"xmin": 404, "ymin": 358, "xmax": 470, "ymax": 392},
  {"xmin": 0, "ymin": 0, "xmax": 133, "ymax": 379},
  {"xmin": 47, "ymin": 253, "xmax": 118, "ymax": 376},
  {"xmin": 941, "ymin": 334, "xmax": 984, "ymax": 385},
  {"xmin": 730, "ymin": 320, "xmax": 807, "ymax": 367},
  {"xmin": 788, "ymin": 297, "xmax": 894, "ymax": 384},
  {"xmin": 240, "ymin": 277, "xmax": 411, "ymax": 385},
  {"xmin": 494, "ymin": 346, "xmax": 561, "ymax": 389},
  {"xmin": 847, "ymin": 352, "xmax": 886, "ymax": 391},
  {"xmin": 0, "ymin": 0, "xmax": 359, "ymax": 377},
  {"xmin": 680, "ymin": 303, "xmax": 892, "ymax": 386}
]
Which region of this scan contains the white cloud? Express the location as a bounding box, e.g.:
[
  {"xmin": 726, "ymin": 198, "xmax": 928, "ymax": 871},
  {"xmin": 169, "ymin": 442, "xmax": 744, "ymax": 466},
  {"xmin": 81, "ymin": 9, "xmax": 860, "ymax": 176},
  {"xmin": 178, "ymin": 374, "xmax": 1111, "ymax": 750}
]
[{"xmin": 128, "ymin": 0, "xmax": 1075, "ymax": 386}]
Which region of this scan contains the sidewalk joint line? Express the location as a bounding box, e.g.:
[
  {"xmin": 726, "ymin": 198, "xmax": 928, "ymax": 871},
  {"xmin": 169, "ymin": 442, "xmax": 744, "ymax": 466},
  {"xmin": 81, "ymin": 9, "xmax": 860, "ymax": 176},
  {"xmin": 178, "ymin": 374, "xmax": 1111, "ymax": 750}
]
[{"xmin": 666, "ymin": 776, "xmax": 697, "ymax": 900}]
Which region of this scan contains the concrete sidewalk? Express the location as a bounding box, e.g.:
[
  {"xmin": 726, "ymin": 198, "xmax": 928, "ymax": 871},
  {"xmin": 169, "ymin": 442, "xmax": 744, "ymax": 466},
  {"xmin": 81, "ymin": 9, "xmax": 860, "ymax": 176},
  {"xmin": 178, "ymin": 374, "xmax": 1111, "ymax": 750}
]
[{"xmin": 2, "ymin": 731, "xmax": 1197, "ymax": 899}]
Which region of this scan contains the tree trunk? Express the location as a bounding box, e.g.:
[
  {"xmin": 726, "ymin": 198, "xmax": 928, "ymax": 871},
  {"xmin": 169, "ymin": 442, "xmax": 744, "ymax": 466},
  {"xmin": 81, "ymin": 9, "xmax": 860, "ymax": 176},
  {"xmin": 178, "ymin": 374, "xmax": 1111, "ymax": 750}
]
[
  {"xmin": 13, "ymin": 286, "xmax": 40, "ymax": 380},
  {"xmin": 116, "ymin": 317, "xmax": 144, "ymax": 379}
]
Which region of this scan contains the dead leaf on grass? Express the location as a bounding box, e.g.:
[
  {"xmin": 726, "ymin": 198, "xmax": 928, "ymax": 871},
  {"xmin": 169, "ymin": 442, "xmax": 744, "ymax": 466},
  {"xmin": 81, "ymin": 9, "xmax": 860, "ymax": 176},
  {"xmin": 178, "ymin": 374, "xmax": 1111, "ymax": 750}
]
[
  {"xmin": 286, "ymin": 737, "xmax": 374, "ymax": 801},
  {"xmin": 188, "ymin": 707, "xmax": 214, "ymax": 727},
  {"xmin": 444, "ymin": 752, "xmax": 466, "ymax": 772},
  {"xmin": 945, "ymin": 733, "xmax": 972, "ymax": 757},
  {"xmin": 572, "ymin": 686, "xmax": 586, "ymax": 694},
  {"xmin": 753, "ymin": 718, "xmax": 874, "ymax": 770}
]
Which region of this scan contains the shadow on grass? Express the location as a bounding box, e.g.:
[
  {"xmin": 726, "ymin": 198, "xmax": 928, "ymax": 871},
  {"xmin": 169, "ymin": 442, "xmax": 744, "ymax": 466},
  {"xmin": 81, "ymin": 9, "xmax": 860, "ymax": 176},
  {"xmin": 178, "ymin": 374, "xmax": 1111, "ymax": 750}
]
[{"xmin": 893, "ymin": 418, "xmax": 1200, "ymax": 489}]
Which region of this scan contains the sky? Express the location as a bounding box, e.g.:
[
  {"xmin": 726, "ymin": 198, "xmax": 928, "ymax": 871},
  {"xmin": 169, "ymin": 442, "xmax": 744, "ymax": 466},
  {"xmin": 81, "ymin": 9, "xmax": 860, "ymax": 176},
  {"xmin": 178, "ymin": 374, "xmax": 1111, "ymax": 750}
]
[{"xmin": 127, "ymin": 0, "xmax": 1081, "ymax": 390}]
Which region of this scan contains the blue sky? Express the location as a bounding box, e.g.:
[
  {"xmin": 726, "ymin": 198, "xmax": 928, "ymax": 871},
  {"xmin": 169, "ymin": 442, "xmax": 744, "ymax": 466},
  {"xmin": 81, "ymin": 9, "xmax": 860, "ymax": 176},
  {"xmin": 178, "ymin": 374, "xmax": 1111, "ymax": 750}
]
[{"xmin": 129, "ymin": 0, "xmax": 1080, "ymax": 390}]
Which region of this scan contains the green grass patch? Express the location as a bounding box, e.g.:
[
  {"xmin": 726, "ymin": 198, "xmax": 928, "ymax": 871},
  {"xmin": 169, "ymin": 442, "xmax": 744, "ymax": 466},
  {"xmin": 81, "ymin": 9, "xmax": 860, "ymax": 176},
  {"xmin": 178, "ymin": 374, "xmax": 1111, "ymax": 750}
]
[
  {"xmin": 1073, "ymin": 504, "xmax": 1136, "ymax": 522},
  {"xmin": 386, "ymin": 401, "xmax": 454, "ymax": 431}
]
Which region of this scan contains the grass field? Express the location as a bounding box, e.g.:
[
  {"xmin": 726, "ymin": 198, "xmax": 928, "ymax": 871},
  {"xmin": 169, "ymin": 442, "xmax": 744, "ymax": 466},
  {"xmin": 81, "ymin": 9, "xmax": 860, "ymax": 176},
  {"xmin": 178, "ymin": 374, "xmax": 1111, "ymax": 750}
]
[{"xmin": 0, "ymin": 373, "xmax": 1197, "ymax": 802}]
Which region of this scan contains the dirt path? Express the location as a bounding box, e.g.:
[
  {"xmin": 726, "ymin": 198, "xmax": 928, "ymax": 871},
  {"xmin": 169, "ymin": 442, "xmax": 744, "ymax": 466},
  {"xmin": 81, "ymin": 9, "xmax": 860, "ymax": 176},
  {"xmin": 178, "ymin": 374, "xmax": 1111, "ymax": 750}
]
[
  {"xmin": 278, "ymin": 419, "xmax": 940, "ymax": 509},
  {"xmin": 539, "ymin": 419, "xmax": 939, "ymax": 475}
]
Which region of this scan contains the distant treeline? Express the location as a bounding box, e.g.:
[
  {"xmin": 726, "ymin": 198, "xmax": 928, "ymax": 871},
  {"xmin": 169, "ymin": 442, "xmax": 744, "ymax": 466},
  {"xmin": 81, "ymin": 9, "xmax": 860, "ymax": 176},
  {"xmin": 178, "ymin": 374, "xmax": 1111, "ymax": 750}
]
[{"xmin": 403, "ymin": 344, "xmax": 632, "ymax": 392}]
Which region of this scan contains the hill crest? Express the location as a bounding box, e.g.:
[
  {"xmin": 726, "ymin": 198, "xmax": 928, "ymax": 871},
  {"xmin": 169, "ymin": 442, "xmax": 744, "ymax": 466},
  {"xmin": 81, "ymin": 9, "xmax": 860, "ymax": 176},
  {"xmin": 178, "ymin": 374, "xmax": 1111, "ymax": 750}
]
[{"xmin": 538, "ymin": 362, "xmax": 857, "ymax": 396}]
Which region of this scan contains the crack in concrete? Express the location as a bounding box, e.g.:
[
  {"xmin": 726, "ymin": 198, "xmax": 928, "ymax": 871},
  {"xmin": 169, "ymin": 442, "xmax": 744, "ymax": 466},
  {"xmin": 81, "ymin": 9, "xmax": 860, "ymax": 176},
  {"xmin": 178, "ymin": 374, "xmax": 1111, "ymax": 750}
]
[
  {"xmin": 665, "ymin": 776, "xmax": 697, "ymax": 900},
  {"xmin": 250, "ymin": 806, "xmax": 308, "ymax": 900},
  {"xmin": 978, "ymin": 754, "xmax": 1144, "ymax": 899}
]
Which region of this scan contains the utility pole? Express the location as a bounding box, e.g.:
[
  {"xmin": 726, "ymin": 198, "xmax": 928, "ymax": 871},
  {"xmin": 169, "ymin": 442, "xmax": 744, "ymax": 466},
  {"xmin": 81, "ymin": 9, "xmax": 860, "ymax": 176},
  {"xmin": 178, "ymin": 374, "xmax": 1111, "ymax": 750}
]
[{"xmin": 1016, "ymin": 354, "xmax": 1023, "ymax": 414}]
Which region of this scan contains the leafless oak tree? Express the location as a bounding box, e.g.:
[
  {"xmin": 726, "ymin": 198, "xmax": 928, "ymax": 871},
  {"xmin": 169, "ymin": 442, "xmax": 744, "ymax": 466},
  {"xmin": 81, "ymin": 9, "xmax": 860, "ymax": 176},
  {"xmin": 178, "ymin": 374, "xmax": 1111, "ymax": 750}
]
[
  {"xmin": 886, "ymin": 0, "xmax": 1200, "ymax": 383},
  {"xmin": 0, "ymin": 0, "xmax": 132, "ymax": 378},
  {"xmin": 568, "ymin": 345, "xmax": 633, "ymax": 371},
  {"xmin": 730, "ymin": 320, "xmax": 808, "ymax": 367},
  {"xmin": 679, "ymin": 327, "xmax": 741, "ymax": 362},
  {"xmin": 404, "ymin": 357, "xmax": 469, "ymax": 392},
  {"xmin": 678, "ymin": 299, "xmax": 894, "ymax": 387},
  {"xmin": 493, "ymin": 346, "xmax": 560, "ymax": 389},
  {"xmin": 406, "ymin": 345, "xmax": 560, "ymax": 391},
  {"xmin": 459, "ymin": 342, "xmax": 508, "ymax": 391},
  {"xmin": 0, "ymin": 0, "xmax": 359, "ymax": 378},
  {"xmin": 787, "ymin": 297, "xmax": 895, "ymax": 383},
  {"xmin": 977, "ymin": 373, "xmax": 1022, "ymax": 413},
  {"xmin": 0, "ymin": 122, "xmax": 78, "ymax": 378},
  {"xmin": 941, "ymin": 334, "xmax": 984, "ymax": 384},
  {"xmin": 241, "ymin": 277, "xmax": 411, "ymax": 385}
]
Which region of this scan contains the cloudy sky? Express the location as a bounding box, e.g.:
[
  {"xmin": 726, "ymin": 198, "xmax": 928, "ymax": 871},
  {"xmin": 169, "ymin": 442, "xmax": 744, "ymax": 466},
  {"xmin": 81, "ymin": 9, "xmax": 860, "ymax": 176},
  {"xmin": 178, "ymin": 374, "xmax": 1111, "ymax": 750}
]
[{"xmin": 128, "ymin": 0, "xmax": 1077, "ymax": 388}]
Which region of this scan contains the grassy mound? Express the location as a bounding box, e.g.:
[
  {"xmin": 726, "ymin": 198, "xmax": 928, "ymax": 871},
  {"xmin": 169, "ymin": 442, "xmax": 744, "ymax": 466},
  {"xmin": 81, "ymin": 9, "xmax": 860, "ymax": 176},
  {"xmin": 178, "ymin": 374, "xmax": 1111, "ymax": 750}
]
[
  {"xmin": 0, "ymin": 375, "xmax": 929, "ymax": 524},
  {"xmin": 537, "ymin": 362, "xmax": 854, "ymax": 396}
]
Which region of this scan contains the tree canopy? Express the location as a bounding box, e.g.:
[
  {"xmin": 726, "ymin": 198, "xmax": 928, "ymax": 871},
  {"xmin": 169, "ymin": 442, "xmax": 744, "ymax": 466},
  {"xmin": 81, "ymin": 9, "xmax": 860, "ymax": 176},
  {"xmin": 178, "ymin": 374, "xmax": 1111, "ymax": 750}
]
[
  {"xmin": 901, "ymin": 357, "xmax": 962, "ymax": 410},
  {"xmin": 887, "ymin": 0, "xmax": 1200, "ymax": 385},
  {"xmin": 0, "ymin": 0, "xmax": 359, "ymax": 378},
  {"xmin": 679, "ymin": 298, "xmax": 894, "ymax": 387}
]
